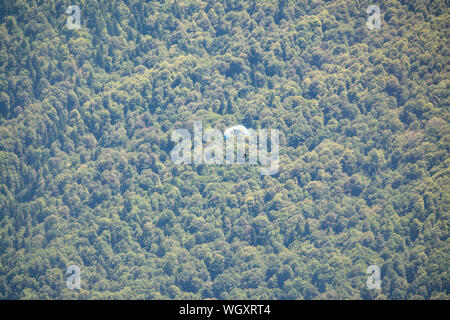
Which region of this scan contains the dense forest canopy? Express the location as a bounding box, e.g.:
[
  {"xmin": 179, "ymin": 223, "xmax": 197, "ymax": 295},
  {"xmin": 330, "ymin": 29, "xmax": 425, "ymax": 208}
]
[{"xmin": 0, "ymin": 0, "xmax": 448, "ymax": 299}]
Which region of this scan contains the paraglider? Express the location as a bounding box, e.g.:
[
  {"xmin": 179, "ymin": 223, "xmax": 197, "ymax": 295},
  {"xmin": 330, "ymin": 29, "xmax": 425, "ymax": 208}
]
[
  {"xmin": 224, "ymin": 125, "xmax": 250, "ymax": 139},
  {"xmin": 224, "ymin": 125, "xmax": 252, "ymax": 164}
]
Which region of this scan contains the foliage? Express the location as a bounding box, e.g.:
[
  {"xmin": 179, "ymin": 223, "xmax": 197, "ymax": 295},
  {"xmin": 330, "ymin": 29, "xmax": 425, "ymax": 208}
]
[{"xmin": 0, "ymin": 0, "xmax": 449, "ymax": 299}]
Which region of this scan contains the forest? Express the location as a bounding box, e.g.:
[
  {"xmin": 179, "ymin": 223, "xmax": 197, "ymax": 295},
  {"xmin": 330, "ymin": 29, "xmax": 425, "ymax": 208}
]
[{"xmin": 0, "ymin": 0, "xmax": 448, "ymax": 299}]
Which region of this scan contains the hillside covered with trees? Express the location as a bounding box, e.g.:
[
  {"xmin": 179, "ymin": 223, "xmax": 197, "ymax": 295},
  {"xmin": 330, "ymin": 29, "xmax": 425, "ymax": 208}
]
[{"xmin": 0, "ymin": 0, "xmax": 448, "ymax": 299}]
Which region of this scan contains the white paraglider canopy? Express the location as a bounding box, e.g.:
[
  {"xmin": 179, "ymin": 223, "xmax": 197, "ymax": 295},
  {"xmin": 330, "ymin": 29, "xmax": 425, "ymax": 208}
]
[{"xmin": 224, "ymin": 125, "xmax": 250, "ymax": 139}]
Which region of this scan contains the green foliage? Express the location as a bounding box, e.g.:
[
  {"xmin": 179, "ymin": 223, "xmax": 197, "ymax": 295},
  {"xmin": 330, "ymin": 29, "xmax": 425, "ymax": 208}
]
[{"xmin": 0, "ymin": 0, "xmax": 448, "ymax": 300}]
